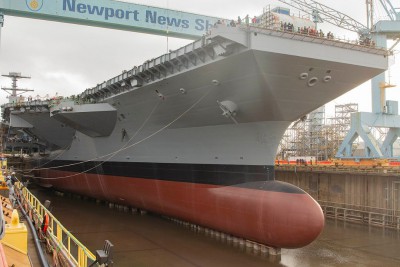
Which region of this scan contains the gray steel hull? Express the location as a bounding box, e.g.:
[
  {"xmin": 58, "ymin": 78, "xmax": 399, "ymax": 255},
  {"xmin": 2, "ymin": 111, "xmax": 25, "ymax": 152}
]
[{"xmin": 4, "ymin": 26, "xmax": 388, "ymax": 248}]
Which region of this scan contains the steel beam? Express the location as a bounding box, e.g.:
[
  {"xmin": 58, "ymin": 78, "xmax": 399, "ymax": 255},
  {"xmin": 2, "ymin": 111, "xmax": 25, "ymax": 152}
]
[
  {"xmin": 336, "ymin": 112, "xmax": 400, "ymax": 158},
  {"xmin": 0, "ymin": 0, "xmax": 220, "ymax": 40},
  {"xmin": 381, "ymin": 128, "xmax": 400, "ymax": 157}
]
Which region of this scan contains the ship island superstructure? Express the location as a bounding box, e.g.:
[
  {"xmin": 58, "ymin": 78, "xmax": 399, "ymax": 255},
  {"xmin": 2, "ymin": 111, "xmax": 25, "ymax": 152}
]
[{"xmin": 1, "ymin": 24, "xmax": 388, "ymax": 249}]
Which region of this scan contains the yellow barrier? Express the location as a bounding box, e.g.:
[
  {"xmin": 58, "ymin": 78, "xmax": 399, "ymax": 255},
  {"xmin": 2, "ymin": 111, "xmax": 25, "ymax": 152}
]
[
  {"xmin": 2, "ymin": 209, "xmax": 28, "ymax": 254},
  {"xmin": 16, "ymin": 183, "xmax": 96, "ymax": 267}
]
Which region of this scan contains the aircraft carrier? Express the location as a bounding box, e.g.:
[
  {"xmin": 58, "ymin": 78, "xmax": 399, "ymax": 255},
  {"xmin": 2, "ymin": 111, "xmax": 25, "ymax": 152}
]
[{"xmin": 1, "ymin": 23, "xmax": 388, "ymax": 249}]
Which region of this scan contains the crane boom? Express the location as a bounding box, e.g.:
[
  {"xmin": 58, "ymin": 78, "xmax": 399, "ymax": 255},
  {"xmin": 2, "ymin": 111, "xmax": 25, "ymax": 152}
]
[
  {"xmin": 378, "ymin": 0, "xmax": 400, "ymax": 21},
  {"xmin": 277, "ymin": 0, "xmax": 369, "ymax": 34}
]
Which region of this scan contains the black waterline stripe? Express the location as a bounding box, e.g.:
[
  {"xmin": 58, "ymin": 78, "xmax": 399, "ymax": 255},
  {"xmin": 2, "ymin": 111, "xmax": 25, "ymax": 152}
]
[
  {"xmin": 39, "ymin": 161, "xmax": 305, "ymax": 194},
  {"xmin": 41, "ymin": 161, "xmax": 274, "ymax": 185}
]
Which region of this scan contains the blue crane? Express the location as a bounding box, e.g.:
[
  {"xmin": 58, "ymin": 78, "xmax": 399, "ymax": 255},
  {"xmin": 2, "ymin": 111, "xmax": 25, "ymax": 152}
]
[{"xmin": 278, "ymin": 0, "xmax": 400, "ymax": 159}]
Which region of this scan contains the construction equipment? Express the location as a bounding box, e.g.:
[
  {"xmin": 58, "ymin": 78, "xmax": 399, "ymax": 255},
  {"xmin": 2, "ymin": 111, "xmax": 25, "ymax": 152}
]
[{"xmin": 278, "ymin": 0, "xmax": 400, "ymax": 159}]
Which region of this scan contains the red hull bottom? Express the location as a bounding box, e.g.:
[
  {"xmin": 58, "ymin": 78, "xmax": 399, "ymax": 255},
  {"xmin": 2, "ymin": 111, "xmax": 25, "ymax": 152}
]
[{"xmin": 38, "ymin": 171, "xmax": 324, "ymax": 248}]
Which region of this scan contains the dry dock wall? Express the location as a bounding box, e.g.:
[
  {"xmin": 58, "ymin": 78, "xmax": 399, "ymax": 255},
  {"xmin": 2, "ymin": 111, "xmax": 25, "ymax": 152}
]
[{"xmin": 276, "ymin": 166, "xmax": 400, "ymax": 228}]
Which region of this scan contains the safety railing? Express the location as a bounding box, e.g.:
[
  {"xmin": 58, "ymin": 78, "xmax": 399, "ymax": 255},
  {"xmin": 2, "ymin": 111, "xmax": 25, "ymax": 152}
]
[
  {"xmin": 321, "ymin": 204, "xmax": 400, "ymax": 229},
  {"xmin": 275, "ymin": 164, "xmax": 400, "ymax": 175},
  {"xmin": 16, "ymin": 183, "xmax": 96, "ymax": 267},
  {"xmin": 243, "ymin": 24, "xmax": 388, "ymax": 56},
  {"xmin": 2, "ymin": 100, "xmax": 50, "ymax": 109}
]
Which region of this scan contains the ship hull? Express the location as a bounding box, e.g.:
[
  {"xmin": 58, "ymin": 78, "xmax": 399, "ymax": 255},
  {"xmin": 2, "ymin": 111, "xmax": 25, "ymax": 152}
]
[
  {"xmin": 5, "ymin": 26, "xmax": 389, "ymax": 249},
  {"xmin": 36, "ymin": 164, "xmax": 324, "ymax": 249}
]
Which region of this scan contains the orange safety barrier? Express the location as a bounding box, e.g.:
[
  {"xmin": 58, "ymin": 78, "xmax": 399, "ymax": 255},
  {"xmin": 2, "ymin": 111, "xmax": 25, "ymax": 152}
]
[{"xmin": 276, "ymin": 159, "xmax": 400, "ymax": 167}]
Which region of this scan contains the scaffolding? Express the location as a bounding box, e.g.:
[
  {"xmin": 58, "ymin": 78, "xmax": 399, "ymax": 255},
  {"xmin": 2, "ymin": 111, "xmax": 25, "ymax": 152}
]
[{"xmin": 278, "ymin": 103, "xmax": 359, "ymax": 160}]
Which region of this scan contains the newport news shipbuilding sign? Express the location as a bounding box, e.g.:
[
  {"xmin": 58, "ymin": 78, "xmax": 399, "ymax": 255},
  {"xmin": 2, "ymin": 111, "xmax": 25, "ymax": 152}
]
[{"xmin": 0, "ymin": 0, "xmax": 221, "ymax": 39}]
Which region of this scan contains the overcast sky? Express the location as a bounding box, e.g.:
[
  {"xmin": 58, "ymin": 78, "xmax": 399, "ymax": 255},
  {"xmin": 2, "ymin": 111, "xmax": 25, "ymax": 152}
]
[{"xmin": 0, "ymin": 0, "xmax": 398, "ymax": 117}]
